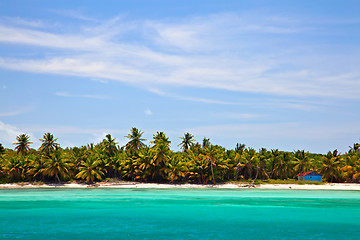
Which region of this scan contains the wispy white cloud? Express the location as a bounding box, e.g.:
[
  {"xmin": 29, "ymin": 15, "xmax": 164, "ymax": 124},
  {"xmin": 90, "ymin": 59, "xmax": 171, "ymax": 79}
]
[
  {"xmin": 1, "ymin": 16, "xmax": 45, "ymax": 28},
  {"xmin": 23, "ymin": 125, "xmax": 127, "ymax": 135},
  {"xmin": 55, "ymin": 91, "xmax": 110, "ymax": 100},
  {"xmin": 0, "ymin": 13, "xmax": 359, "ymax": 99},
  {"xmin": 148, "ymin": 88, "xmax": 240, "ymax": 105},
  {"xmin": 0, "ymin": 106, "xmax": 34, "ymax": 117},
  {"xmin": 0, "ymin": 121, "xmax": 23, "ymax": 145},
  {"xmin": 91, "ymin": 78, "xmax": 108, "ymax": 84},
  {"xmin": 52, "ymin": 9, "xmax": 99, "ymax": 22},
  {"xmin": 145, "ymin": 13, "xmax": 310, "ymax": 52},
  {"xmin": 148, "ymin": 87, "xmax": 331, "ymax": 111},
  {"xmin": 0, "ymin": 24, "xmax": 106, "ymax": 50},
  {"xmin": 223, "ymin": 113, "xmax": 259, "ymax": 119}
]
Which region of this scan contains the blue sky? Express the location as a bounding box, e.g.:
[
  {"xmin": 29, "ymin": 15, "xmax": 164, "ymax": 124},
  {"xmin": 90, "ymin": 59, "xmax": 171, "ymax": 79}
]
[{"xmin": 0, "ymin": 0, "xmax": 359, "ymax": 153}]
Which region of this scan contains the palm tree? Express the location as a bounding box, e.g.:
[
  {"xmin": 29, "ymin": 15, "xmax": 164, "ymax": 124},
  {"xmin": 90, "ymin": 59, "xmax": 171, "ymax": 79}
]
[
  {"xmin": 269, "ymin": 149, "xmax": 280, "ymax": 178},
  {"xmin": 39, "ymin": 132, "xmax": 60, "ymax": 155},
  {"xmin": 294, "ymin": 150, "xmax": 310, "ymax": 174},
  {"xmin": 202, "ymin": 137, "xmax": 211, "ymax": 149},
  {"xmin": 0, "ymin": 143, "xmax": 5, "ymax": 155},
  {"xmin": 151, "ymin": 131, "xmax": 170, "ymax": 146},
  {"xmin": 203, "ymin": 147, "xmax": 217, "ymax": 184},
  {"xmin": 321, "ymin": 150, "xmax": 341, "ymax": 182},
  {"xmin": 121, "ymin": 151, "xmax": 138, "ymax": 181},
  {"xmin": 257, "ymin": 148, "xmax": 270, "ymax": 180},
  {"xmin": 189, "ymin": 153, "xmax": 209, "ymax": 184},
  {"xmin": 199, "ymin": 145, "xmax": 227, "ymax": 183},
  {"xmin": 235, "ymin": 143, "xmax": 246, "ymax": 154},
  {"xmin": 349, "ymin": 142, "xmax": 360, "ymax": 154},
  {"xmin": 125, "ymin": 127, "xmax": 146, "ymax": 151},
  {"xmin": 273, "ymin": 152, "xmax": 294, "ymax": 179},
  {"xmin": 240, "ymin": 148, "xmax": 258, "ymax": 180},
  {"xmin": 76, "ymin": 156, "xmax": 104, "ymax": 183},
  {"xmin": 131, "ymin": 148, "xmax": 153, "ymax": 181},
  {"xmin": 101, "ymin": 134, "xmax": 118, "ymax": 157},
  {"xmin": 45, "ymin": 150, "xmax": 69, "ymax": 183},
  {"xmin": 178, "ymin": 133, "xmax": 195, "ymax": 151},
  {"xmin": 27, "ymin": 157, "xmax": 47, "ymax": 181},
  {"xmin": 165, "ymin": 154, "xmax": 188, "ymax": 183},
  {"xmin": 13, "ymin": 134, "xmax": 32, "ymax": 155},
  {"xmin": 150, "ymin": 132, "xmax": 171, "ymax": 181},
  {"xmin": 4, "ymin": 155, "xmax": 22, "ymax": 181}
]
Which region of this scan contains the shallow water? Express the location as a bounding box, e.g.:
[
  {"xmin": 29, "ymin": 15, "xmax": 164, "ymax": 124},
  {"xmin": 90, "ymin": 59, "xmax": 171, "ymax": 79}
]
[{"xmin": 0, "ymin": 188, "xmax": 359, "ymax": 239}]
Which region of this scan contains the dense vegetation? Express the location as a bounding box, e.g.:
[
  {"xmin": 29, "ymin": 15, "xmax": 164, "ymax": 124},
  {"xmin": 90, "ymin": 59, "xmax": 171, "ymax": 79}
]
[{"xmin": 0, "ymin": 128, "xmax": 359, "ymax": 184}]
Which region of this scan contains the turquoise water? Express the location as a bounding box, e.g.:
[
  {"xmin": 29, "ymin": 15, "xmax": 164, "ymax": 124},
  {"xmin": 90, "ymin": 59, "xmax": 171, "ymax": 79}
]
[{"xmin": 0, "ymin": 189, "xmax": 360, "ymax": 239}]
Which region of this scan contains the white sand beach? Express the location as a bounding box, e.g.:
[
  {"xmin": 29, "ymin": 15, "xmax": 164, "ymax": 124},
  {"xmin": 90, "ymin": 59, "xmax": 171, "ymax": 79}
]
[{"xmin": 1, "ymin": 182, "xmax": 360, "ymax": 190}]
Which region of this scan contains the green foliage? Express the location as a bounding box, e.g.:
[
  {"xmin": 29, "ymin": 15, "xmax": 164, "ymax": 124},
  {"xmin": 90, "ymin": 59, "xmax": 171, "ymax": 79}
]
[
  {"xmin": 13, "ymin": 134, "xmax": 32, "ymax": 155},
  {"xmin": 44, "ymin": 150, "xmax": 70, "ymax": 182},
  {"xmin": 178, "ymin": 133, "xmax": 195, "ymax": 151},
  {"xmin": 39, "ymin": 132, "xmax": 60, "ymax": 155},
  {"xmin": 125, "ymin": 127, "xmax": 146, "ymax": 151},
  {"xmin": 75, "ymin": 155, "xmax": 104, "ymax": 183},
  {"xmin": 0, "ymin": 143, "xmax": 5, "ymax": 155},
  {"xmin": 0, "ymin": 132, "xmax": 359, "ymax": 184}
]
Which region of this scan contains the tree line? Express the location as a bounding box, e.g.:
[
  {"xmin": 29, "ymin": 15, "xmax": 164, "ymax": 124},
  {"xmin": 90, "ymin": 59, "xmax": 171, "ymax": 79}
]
[{"xmin": 0, "ymin": 127, "xmax": 359, "ymax": 184}]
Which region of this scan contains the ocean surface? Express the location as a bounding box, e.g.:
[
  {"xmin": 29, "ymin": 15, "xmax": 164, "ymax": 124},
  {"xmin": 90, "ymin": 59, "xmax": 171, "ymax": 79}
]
[{"xmin": 0, "ymin": 188, "xmax": 359, "ymax": 240}]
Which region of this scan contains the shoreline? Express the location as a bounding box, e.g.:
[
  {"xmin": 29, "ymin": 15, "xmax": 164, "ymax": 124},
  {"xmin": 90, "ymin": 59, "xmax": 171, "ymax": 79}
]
[{"xmin": 0, "ymin": 182, "xmax": 360, "ymax": 190}]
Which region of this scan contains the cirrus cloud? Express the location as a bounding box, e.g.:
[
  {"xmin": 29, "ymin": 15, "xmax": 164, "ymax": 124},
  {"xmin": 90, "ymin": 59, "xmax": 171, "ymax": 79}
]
[{"xmin": 0, "ymin": 13, "xmax": 359, "ymax": 100}]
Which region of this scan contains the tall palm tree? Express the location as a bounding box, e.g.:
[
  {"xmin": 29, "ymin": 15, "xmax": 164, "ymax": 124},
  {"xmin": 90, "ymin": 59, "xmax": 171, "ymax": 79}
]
[
  {"xmin": 178, "ymin": 133, "xmax": 195, "ymax": 151},
  {"xmin": 149, "ymin": 132, "xmax": 171, "ymax": 181},
  {"xmin": 45, "ymin": 150, "xmax": 69, "ymax": 183},
  {"xmin": 125, "ymin": 127, "xmax": 146, "ymax": 151},
  {"xmin": 13, "ymin": 134, "xmax": 32, "ymax": 155},
  {"xmin": 39, "ymin": 132, "xmax": 60, "ymax": 155},
  {"xmin": 269, "ymin": 149, "xmax": 280, "ymax": 178},
  {"xmin": 257, "ymin": 148, "xmax": 270, "ymax": 180},
  {"xmin": 240, "ymin": 148, "xmax": 258, "ymax": 180},
  {"xmin": 151, "ymin": 131, "xmax": 170, "ymax": 146},
  {"xmin": 102, "ymin": 134, "xmax": 118, "ymax": 157},
  {"xmin": 203, "ymin": 147, "xmax": 217, "ymax": 184}
]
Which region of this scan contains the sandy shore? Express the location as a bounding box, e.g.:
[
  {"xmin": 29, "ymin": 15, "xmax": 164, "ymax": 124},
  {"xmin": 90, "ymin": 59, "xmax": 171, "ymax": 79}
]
[{"xmin": 0, "ymin": 182, "xmax": 360, "ymax": 190}]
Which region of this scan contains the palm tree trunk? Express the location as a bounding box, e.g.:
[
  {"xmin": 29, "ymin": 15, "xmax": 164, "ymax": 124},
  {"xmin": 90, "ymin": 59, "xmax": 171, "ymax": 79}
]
[
  {"xmin": 210, "ymin": 160, "xmax": 215, "ymax": 184},
  {"xmin": 251, "ymin": 166, "xmax": 259, "ymax": 186}
]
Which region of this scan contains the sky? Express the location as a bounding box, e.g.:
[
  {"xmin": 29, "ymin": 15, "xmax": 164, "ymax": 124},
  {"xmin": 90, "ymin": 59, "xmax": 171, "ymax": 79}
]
[{"xmin": 0, "ymin": 0, "xmax": 359, "ymax": 153}]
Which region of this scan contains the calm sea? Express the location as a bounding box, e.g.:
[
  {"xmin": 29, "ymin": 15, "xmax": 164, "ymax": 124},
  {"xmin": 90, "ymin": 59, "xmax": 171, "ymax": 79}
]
[{"xmin": 0, "ymin": 188, "xmax": 359, "ymax": 239}]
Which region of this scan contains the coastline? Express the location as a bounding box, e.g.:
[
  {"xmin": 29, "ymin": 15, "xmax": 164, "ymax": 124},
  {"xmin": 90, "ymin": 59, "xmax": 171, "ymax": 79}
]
[{"xmin": 0, "ymin": 182, "xmax": 360, "ymax": 190}]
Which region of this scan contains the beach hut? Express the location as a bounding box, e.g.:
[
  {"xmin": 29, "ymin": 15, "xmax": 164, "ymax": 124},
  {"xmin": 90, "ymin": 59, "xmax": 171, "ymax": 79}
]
[{"xmin": 297, "ymin": 171, "xmax": 322, "ymax": 182}]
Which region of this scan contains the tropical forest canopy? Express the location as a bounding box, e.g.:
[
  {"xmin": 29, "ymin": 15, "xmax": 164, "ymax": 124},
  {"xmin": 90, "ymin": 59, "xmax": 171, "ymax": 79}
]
[{"xmin": 0, "ymin": 128, "xmax": 359, "ymax": 184}]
